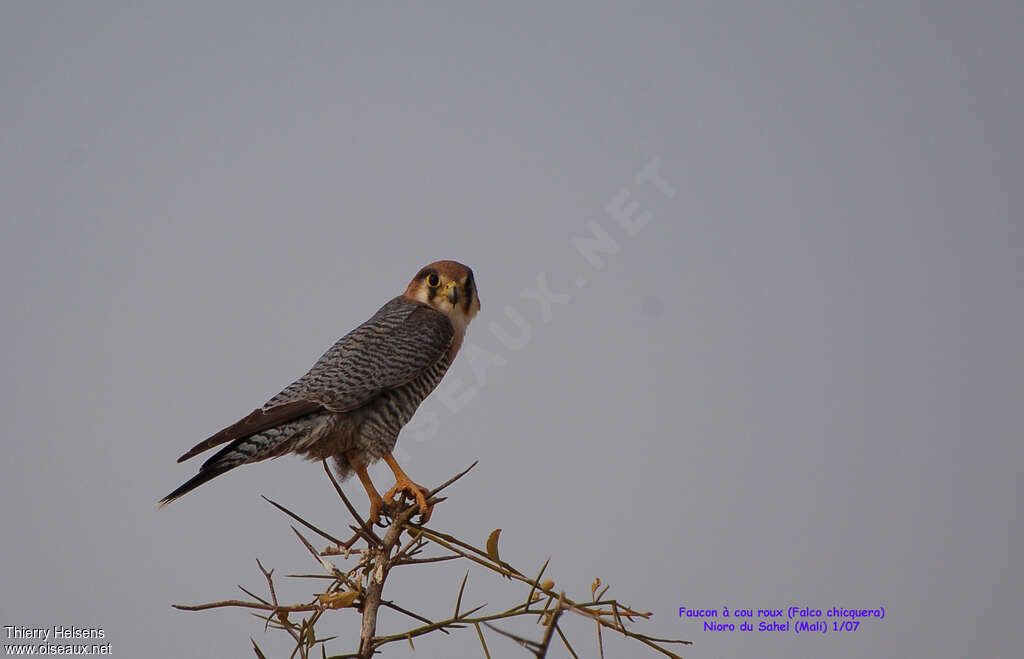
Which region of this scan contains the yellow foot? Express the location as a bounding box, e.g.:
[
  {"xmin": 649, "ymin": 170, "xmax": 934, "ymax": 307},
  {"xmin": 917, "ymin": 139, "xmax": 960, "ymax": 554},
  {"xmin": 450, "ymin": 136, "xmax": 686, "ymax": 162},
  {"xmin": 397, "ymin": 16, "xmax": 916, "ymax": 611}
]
[
  {"xmin": 383, "ymin": 477, "xmax": 433, "ymax": 523},
  {"xmin": 367, "ymin": 492, "xmax": 386, "ymax": 525}
]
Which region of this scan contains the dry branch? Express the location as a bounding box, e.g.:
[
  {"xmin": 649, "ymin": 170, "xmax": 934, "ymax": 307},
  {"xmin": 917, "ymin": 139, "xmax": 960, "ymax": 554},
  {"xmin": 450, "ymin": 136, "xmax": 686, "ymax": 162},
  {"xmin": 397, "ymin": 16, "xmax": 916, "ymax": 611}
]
[{"xmin": 172, "ymin": 461, "xmax": 689, "ymax": 658}]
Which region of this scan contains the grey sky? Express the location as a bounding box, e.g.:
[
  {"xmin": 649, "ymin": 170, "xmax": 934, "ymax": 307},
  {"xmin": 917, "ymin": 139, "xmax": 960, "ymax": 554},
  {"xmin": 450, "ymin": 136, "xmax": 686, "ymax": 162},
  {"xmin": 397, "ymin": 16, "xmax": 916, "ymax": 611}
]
[{"xmin": 3, "ymin": 2, "xmax": 1021, "ymax": 657}]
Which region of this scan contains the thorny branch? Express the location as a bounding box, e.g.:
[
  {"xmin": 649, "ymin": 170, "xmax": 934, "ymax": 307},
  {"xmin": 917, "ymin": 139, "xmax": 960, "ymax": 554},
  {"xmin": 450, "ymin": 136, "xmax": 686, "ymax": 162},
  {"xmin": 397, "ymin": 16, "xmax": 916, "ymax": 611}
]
[{"xmin": 172, "ymin": 461, "xmax": 690, "ymax": 658}]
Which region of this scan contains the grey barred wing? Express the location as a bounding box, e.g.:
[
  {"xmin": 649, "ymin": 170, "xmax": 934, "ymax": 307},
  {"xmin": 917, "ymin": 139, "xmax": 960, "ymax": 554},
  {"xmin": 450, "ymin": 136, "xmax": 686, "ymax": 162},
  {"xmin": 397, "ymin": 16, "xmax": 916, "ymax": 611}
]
[
  {"xmin": 175, "ymin": 298, "xmax": 453, "ymax": 463},
  {"xmin": 303, "ymin": 301, "xmax": 455, "ymax": 412},
  {"xmin": 264, "ymin": 296, "xmax": 452, "ymax": 415}
]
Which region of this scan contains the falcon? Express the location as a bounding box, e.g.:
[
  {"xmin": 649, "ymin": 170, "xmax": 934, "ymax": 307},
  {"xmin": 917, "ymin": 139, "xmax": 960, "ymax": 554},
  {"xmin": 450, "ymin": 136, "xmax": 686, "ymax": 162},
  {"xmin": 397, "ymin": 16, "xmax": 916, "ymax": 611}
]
[{"xmin": 159, "ymin": 260, "xmax": 480, "ymax": 523}]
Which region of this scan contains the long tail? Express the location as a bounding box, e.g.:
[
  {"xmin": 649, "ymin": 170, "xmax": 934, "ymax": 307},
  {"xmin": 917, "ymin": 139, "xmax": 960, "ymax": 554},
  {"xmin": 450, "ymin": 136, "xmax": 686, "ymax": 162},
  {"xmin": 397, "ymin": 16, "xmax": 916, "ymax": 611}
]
[
  {"xmin": 157, "ymin": 461, "xmax": 236, "ymax": 508},
  {"xmin": 158, "ymin": 431, "xmax": 293, "ymax": 507}
]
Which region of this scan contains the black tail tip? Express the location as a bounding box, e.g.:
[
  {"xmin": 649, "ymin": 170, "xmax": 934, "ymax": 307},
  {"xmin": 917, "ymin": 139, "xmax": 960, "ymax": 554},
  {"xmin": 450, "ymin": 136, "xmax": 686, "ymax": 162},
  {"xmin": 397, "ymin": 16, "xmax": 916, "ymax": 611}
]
[{"xmin": 157, "ymin": 489, "xmax": 186, "ymax": 509}]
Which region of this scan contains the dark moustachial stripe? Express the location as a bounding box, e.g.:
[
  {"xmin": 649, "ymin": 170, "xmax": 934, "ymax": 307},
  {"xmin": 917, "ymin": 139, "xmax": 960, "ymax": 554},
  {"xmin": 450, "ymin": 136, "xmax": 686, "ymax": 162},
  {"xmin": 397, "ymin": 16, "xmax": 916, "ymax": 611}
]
[
  {"xmin": 417, "ymin": 267, "xmax": 441, "ymax": 301},
  {"xmin": 463, "ymin": 271, "xmax": 475, "ymax": 313}
]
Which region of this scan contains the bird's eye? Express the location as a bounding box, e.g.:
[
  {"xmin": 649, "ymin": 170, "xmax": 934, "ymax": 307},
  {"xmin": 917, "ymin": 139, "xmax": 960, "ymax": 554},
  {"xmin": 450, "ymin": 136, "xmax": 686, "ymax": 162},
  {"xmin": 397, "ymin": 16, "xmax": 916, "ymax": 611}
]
[{"xmin": 427, "ymin": 273, "xmax": 441, "ymax": 288}]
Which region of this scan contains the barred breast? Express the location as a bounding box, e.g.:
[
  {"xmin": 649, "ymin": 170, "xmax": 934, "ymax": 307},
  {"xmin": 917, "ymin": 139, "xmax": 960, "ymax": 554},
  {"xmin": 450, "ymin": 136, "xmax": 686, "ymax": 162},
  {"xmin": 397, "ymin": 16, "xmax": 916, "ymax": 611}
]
[
  {"xmin": 356, "ymin": 355, "xmax": 451, "ymax": 455},
  {"xmin": 321, "ymin": 354, "xmax": 451, "ymax": 479}
]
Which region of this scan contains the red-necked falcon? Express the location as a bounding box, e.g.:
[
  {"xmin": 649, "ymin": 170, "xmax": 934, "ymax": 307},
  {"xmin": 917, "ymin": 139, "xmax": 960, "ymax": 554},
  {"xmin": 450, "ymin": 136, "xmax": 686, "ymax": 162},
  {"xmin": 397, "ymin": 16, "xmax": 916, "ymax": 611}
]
[{"xmin": 160, "ymin": 261, "xmax": 480, "ymax": 523}]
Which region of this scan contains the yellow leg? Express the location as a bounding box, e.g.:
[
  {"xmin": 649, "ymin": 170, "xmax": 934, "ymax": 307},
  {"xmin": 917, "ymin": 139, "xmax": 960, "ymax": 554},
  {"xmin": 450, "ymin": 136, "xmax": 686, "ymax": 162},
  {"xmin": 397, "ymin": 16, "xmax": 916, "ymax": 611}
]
[
  {"xmin": 347, "ymin": 451, "xmax": 386, "ymax": 524},
  {"xmin": 382, "ymin": 454, "xmax": 433, "ymax": 522}
]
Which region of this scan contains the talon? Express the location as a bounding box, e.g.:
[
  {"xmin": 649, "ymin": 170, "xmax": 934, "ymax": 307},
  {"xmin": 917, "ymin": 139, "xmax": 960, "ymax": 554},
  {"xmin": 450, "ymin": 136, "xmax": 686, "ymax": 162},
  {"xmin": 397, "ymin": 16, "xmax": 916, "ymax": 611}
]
[
  {"xmin": 382, "ymin": 454, "xmax": 434, "ymax": 522},
  {"xmin": 384, "ymin": 479, "xmax": 432, "ymax": 522},
  {"xmin": 367, "ymin": 492, "xmax": 385, "ymax": 525},
  {"xmin": 350, "ymin": 451, "xmax": 435, "ymax": 525},
  {"xmin": 347, "ymin": 451, "xmax": 388, "ymax": 526}
]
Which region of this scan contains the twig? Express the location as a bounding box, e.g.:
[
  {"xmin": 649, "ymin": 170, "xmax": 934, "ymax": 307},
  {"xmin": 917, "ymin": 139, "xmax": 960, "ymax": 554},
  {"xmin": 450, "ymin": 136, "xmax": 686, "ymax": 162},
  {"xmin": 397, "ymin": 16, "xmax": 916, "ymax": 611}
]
[
  {"xmin": 555, "ymin": 624, "xmax": 580, "ymax": 659},
  {"xmin": 174, "ymin": 462, "xmax": 689, "ymax": 658},
  {"xmin": 262, "ymin": 496, "xmax": 346, "ymax": 548},
  {"xmin": 378, "ymin": 600, "xmax": 448, "ymax": 633},
  {"xmin": 173, "ymin": 600, "xmax": 319, "ymax": 613},
  {"xmin": 473, "ymin": 621, "xmax": 491, "ymax": 659},
  {"xmin": 536, "ymin": 594, "xmax": 566, "ymax": 658},
  {"xmin": 321, "ymin": 460, "xmax": 381, "ymax": 548},
  {"xmin": 428, "ymin": 460, "xmax": 478, "ymax": 497},
  {"xmin": 454, "ymin": 571, "xmax": 469, "ymax": 617}
]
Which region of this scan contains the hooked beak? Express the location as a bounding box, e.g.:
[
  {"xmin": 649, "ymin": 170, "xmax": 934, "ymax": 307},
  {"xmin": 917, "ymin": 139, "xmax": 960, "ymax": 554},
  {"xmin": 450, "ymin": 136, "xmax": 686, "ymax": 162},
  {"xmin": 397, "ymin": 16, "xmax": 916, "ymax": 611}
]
[{"xmin": 443, "ymin": 281, "xmax": 459, "ymax": 305}]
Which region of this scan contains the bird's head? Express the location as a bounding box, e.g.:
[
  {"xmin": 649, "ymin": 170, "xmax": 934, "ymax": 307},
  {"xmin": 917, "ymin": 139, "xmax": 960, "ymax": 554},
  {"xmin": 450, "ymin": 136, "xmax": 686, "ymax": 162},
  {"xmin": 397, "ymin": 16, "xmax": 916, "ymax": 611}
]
[{"xmin": 404, "ymin": 260, "xmax": 481, "ymax": 330}]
